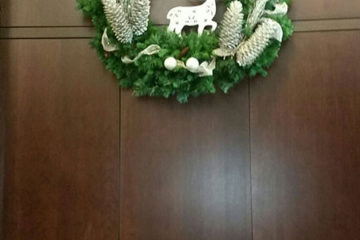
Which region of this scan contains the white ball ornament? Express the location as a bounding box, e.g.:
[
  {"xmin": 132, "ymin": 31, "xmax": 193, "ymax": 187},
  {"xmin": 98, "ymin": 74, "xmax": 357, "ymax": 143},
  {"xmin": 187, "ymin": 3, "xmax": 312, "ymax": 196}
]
[
  {"xmin": 164, "ymin": 57, "xmax": 177, "ymax": 71},
  {"xmin": 186, "ymin": 57, "xmax": 200, "ymax": 72}
]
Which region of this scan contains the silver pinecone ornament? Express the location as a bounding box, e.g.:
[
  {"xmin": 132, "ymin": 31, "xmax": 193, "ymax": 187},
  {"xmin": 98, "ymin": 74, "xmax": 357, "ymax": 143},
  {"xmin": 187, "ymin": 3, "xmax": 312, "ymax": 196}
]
[
  {"xmin": 129, "ymin": 0, "xmax": 151, "ymax": 36},
  {"xmin": 102, "ymin": 0, "xmax": 133, "ymax": 43},
  {"xmin": 246, "ymin": 0, "xmax": 269, "ymax": 31},
  {"xmin": 219, "ymin": 1, "xmax": 244, "ymax": 50},
  {"xmin": 236, "ymin": 18, "xmax": 283, "ymax": 67}
]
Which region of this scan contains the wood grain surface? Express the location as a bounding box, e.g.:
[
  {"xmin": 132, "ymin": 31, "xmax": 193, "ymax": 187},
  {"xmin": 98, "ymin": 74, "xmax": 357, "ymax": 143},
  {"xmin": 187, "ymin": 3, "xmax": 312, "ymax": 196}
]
[
  {"xmin": 120, "ymin": 86, "xmax": 252, "ymax": 240},
  {"xmin": 1, "ymin": 0, "xmax": 360, "ymax": 239},
  {"xmin": 0, "ymin": 39, "xmax": 5, "ymax": 240},
  {"xmin": 1, "ymin": 0, "xmax": 360, "ymax": 27},
  {"xmin": 289, "ymin": 0, "xmax": 360, "ymax": 20},
  {"xmin": 250, "ymin": 31, "xmax": 360, "ymax": 240},
  {"xmin": 0, "ymin": 0, "xmax": 90, "ymax": 27},
  {"xmin": 0, "ymin": 39, "xmax": 120, "ymax": 240}
]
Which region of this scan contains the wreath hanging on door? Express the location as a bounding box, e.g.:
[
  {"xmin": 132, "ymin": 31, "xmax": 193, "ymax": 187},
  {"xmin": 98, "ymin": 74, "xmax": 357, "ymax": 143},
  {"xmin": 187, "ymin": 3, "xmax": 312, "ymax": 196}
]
[{"xmin": 77, "ymin": 0, "xmax": 293, "ymax": 103}]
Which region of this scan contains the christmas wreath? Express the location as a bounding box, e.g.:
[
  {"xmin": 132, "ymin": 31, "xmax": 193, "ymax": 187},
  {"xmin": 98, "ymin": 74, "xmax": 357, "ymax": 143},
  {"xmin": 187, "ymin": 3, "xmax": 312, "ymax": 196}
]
[{"xmin": 77, "ymin": 0, "xmax": 293, "ymax": 103}]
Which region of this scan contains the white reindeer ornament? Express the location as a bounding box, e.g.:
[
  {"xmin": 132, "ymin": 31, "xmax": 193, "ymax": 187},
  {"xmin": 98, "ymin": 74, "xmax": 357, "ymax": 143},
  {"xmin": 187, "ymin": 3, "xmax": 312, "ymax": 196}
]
[{"xmin": 167, "ymin": 0, "xmax": 218, "ymax": 35}]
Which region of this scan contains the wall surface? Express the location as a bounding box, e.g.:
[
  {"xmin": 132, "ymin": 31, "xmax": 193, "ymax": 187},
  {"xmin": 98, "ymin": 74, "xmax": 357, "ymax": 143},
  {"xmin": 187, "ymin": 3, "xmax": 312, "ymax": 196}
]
[{"xmin": 1, "ymin": 0, "xmax": 360, "ymax": 240}]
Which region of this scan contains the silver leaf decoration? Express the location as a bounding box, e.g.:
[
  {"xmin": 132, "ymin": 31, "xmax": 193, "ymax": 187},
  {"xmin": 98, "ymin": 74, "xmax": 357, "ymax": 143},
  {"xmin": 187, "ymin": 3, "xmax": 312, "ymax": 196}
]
[{"xmin": 101, "ymin": 28, "xmax": 119, "ymax": 52}]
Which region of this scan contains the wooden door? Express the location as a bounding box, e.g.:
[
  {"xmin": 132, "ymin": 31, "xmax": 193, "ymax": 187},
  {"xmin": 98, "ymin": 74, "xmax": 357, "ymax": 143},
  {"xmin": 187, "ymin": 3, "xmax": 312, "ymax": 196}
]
[{"xmin": 1, "ymin": 1, "xmax": 360, "ymax": 240}]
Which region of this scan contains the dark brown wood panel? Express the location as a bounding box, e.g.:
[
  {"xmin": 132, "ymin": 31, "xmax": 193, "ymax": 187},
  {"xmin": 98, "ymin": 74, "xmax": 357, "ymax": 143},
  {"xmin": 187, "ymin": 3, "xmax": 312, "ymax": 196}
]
[
  {"xmin": 0, "ymin": 0, "xmax": 225, "ymax": 27},
  {"xmin": 2, "ymin": 0, "xmax": 360, "ymax": 27},
  {"xmin": 0, "ymin": 0, "xmax": 90, "ymax": 27},
  {"xmin": 0, "ymin": 39, "xmax": 120, "ymax": 240},
  {"xmin": 120, "ymin": 86, "xmax": 252, "ymax": 240},
  {"xmin": 290, "ymin": 0, "xmax": 360, "ymax": 20},
  {"xmin": 0, "ymin": 41, "xmax": 5, "ymax": 240},
  {"xmin": 250, "ymin": 31, "xmax": 360, "ymax": 240}
]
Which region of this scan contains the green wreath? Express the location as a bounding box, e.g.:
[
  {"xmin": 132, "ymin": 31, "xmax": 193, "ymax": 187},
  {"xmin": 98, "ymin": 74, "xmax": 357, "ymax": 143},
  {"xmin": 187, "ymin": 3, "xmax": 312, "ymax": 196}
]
[{"xmin": 77, "ymin": 0, "xmax": 293, "ymax": 103}]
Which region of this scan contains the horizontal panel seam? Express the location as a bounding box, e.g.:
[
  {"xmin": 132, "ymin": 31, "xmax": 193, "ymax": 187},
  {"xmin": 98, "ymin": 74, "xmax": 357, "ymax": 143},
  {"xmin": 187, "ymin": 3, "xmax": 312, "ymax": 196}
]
[
  {"xmin": 1, "ymin": 18, "xmax": 360, "ymax": 39},
  {"xmin": 1, "ymin": 16, "xmax": 360, "ymax": 27},
  {"xmin": 1, "ymin": 16, "xmax": 360, "ymax": 28}
]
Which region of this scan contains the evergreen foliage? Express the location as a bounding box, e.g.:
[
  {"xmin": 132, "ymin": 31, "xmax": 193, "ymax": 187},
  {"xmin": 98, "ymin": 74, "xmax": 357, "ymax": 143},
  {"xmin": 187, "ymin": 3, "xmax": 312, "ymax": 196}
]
[{"xmin": 77, "ymin": 0, "xmax": 293, "ymax": 103}]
